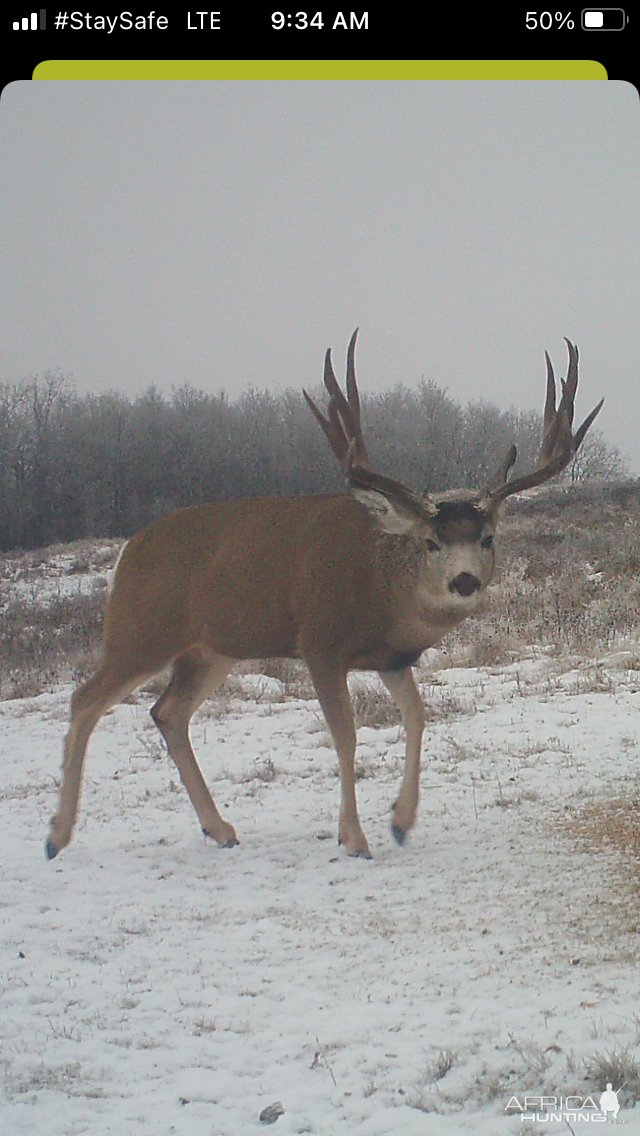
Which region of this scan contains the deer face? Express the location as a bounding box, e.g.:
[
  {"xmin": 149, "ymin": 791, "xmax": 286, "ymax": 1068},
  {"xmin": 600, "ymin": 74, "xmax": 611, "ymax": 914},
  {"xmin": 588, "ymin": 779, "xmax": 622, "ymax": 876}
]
[
  {"xmin": 351, "ymin": 481, "xmax": 498, "ymax": 611},
  {"xmin": 416, "ymin": 495, "xmax": 497, "ymax": 609}
]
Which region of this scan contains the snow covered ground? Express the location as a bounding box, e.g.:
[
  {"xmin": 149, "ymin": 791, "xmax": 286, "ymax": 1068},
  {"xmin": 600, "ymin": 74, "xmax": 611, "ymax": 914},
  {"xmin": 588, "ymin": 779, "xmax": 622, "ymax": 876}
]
[
  {"xmin": 3, "ymin": 522, "xmax": 640, "ymax": 1135},
  {"xmin": 3, "ymin": 645, "xmax": 640, "ymax": 1135},
  {"xmin": 0, "ymin": 542, "xmax": 117, "ymax": 609}
]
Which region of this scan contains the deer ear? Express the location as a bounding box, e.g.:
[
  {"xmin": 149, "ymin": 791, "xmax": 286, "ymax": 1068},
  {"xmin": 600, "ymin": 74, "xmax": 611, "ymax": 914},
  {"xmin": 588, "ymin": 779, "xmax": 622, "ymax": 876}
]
[{"xmin": 350, "ymin": 486, "xmax": 417, "ymax": 535}]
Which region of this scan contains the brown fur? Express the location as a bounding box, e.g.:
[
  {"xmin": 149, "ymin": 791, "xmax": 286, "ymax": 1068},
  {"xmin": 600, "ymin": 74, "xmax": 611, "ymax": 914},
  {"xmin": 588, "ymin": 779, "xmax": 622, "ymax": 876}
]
[{"xmin": 47, "ymin": 489, "xmax": 495, "ymax": 860}]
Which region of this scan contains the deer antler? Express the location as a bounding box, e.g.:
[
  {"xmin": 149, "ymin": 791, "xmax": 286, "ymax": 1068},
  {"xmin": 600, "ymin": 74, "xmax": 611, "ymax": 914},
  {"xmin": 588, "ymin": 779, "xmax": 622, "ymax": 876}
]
[
  {"xmin": 488, "ymin": 339, "xmax": 604, "ymax": 504},
  {"xmin": 303, "ymin": 328, "xmax": 373, "ymax": 472},
  {"xmin": 305, "ymin": 330, "xmax": 438, "ymax": 521}
]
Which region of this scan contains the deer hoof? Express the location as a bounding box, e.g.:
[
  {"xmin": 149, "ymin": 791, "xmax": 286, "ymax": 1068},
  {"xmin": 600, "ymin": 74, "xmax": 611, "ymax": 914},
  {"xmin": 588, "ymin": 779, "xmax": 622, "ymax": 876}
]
[
  {"xmin": 45, "ymin": 837, "xmax": 60, "ymax": 860},
  {"xmin": 391, "ymin": 823, "xmax": 407, "ymax": 846},
  {"xmin": 338, "ymin": 834, "xmax": 372, "ymax": 858}
]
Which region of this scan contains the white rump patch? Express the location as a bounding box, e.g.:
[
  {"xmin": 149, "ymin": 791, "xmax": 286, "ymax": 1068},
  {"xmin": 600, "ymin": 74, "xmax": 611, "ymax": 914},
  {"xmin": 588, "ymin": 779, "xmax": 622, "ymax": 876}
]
[{"xmin": 107, "ymin": 541, "xmax": 128, "ymax": 593}]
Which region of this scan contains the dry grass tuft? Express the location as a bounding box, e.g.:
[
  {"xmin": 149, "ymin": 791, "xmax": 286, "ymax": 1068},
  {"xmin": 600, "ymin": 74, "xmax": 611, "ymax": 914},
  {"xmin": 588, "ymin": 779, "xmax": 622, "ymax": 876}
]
[
  {"xmin": 0, "ymin": 592, "xmax": 104, "ymax": 699},
  {"xmin": 257, "ymin": 658, "xmax": 315, "ymax": 699},
  {"xmin": 565, "ymin": 795, "xmax": 640, "ymax": 866},
  {"xmin": 350, "ymin": 687, "xmax": 400, "ymax": 729},
  {"xmin": 584, "ymin": 1046, "xmax": 640, "ymax": 1105}
]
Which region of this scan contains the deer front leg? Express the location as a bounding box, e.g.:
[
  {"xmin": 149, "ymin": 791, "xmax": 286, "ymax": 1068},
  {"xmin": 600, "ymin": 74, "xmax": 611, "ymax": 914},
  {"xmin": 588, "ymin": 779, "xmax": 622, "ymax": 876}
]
[
  {"xmin": 306, "ymin": 656, "xmax": 371, "ymax": 858},
  {"xmin": 379, "ymin": 667, "xmax": 426, "ymax": 844}
]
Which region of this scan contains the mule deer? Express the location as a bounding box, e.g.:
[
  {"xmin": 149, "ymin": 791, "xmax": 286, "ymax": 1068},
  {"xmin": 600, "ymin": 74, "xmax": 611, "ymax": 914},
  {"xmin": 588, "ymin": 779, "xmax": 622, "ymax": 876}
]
[{"xmin": 47, "ymin": 332, "xmax": 602, "ymax": 860}]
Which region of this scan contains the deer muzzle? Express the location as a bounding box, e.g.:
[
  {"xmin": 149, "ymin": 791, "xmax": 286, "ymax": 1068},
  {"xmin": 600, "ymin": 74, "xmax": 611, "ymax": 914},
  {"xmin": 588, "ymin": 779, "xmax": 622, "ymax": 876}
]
[{"xmin": 449, "ymin": 572, "xmax": 482, "ymax": 597}]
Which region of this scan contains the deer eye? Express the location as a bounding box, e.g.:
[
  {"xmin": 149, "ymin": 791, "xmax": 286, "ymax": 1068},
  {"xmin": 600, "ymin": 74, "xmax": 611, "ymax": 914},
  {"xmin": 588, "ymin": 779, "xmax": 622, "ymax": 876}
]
[
  {"xmin": 481, "ymin": 535, "xmax": 494, "ymax": 549},
  {"xmin": 426, "ymin": 539, "xmax": 441, "ymax": 553}
]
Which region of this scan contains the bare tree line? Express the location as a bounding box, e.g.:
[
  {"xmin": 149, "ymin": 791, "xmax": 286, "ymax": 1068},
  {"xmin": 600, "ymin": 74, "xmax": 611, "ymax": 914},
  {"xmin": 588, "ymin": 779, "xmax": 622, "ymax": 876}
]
[{"xmin": 0, "ymin": 368, "xmax": 628, "ymax": 552}]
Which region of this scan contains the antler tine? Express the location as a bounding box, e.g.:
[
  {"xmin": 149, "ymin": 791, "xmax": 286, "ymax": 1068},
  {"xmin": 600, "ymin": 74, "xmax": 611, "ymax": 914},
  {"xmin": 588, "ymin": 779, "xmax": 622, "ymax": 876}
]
[
  {"xmin": 324, "ymin": 334, "xmax": 371, "ymax": 468},
  {"xmin": 543, "ymin": 350, "xmax": 557, "ymax": 435},
  {"xmin": 345, "ymin": 327, "xmax": 361, "ymax": 415},
  {"xmin": 541, "ymin": 352, "xmax": 564, "ymax": 465},
  {"xmin": 323, "ymin": 345, "xmax": 341, "ymax": 400},
  {"xmin": 573, "ymin": 395, "xmax": 605, "ymax": 450},
  {"xmin": 301, "ymin": 347, "xmax": 349, "ymax": 463},
  {"xmin": 304, "ymin": 330, "xmax": 373, "ymax": 472},
  {"xmin": 540, "ymin": 340, "xmax": 581, "ymax": 465},
  {"xmin": 303, "ymin": 383, "xmax": 349, "ymax": 465},
  {"xmin": 541, "ymin": 342, "xmax": 577, "ymax": 457},
  {"xmin": 563, "ymin": 337, "xmax": 579, "ymax": 415},
  {"xmin": 489, "ymin": 340, "xmax": 603, "ymax": 505}
]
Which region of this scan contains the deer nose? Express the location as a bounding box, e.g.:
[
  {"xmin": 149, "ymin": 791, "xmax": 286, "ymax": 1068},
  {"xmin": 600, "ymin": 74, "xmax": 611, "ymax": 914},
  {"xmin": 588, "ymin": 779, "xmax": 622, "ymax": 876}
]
[{"xmin": 449, "ymin": 572, "xmax": 481, "ymax": 597}]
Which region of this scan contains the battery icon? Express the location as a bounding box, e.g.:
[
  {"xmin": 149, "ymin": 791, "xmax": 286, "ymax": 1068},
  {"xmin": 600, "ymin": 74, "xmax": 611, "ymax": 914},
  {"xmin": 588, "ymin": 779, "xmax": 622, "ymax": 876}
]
[{"xmin": 581, "ymin": 8, "xmax": 627, "ymax": 27}]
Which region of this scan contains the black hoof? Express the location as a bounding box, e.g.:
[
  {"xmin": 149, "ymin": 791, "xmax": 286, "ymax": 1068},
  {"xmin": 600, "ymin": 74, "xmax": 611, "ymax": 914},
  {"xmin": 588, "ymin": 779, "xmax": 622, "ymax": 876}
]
[
  {"xmin": 45, "ymin": 838, "xmax": 59, "ymax": 860},
  {"xmin": 339, "ymin": 836, "xmax": 372, "ymax": 859},
  {"xmin": 202, "ymin": 827, "xmax": 239, "ymax": 848},
  {"xmin": 391, "ymin": 823, "xmax": 407, "ymax": 846}
]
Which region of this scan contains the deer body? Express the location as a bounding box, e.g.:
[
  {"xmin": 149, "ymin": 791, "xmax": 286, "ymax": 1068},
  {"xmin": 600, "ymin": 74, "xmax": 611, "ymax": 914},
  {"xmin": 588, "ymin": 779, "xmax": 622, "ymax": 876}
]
[
  {"xmin": 108, "ymin": 494, "xmax": 493, "ymax": 669},
  {"xmin": 47, "ymin": 332, "xmax": 602, "ymax": 861}
]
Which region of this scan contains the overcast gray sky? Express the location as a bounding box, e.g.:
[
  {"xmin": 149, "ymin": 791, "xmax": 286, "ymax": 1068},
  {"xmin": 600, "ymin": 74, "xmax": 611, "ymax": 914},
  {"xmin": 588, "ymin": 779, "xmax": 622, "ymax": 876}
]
[{"xmin": 1, "ymin": 80, "xmax": 639, "ymax": 471}]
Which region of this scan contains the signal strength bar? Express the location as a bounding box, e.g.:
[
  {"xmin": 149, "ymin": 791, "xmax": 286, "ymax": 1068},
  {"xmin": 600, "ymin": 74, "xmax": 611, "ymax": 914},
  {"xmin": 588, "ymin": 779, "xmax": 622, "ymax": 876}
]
[{"xmin": 13, "ymin": 9, "xmax": 46, "ymax": 29}]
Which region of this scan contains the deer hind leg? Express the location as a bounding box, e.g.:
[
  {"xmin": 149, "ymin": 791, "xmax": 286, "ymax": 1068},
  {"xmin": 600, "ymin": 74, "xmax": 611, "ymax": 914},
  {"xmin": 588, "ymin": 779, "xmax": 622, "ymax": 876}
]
[
  {"xmin": 379, "ymin": 667, "xmax": 426, "ymax": 845},
  {"xmin": 306, "ymin": 656, "xmax": 371, "ymax": 858},
  {"xmin": 47, "ymin": 662, "xmax": 153, "ymax": 859},
  {"xmin": 150, "ymin": 647, "xmax": 238, "ymax": 847}
]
